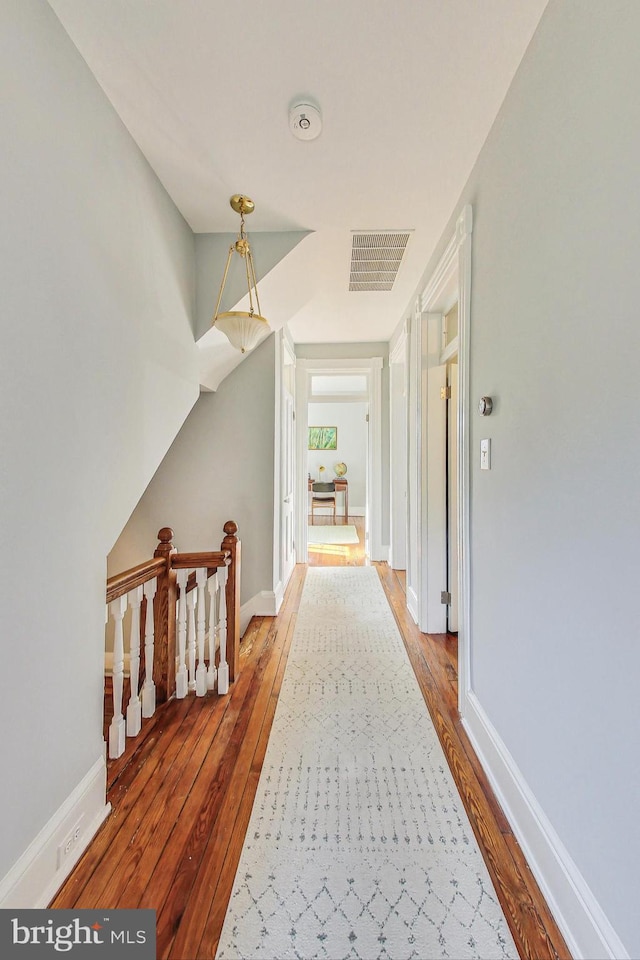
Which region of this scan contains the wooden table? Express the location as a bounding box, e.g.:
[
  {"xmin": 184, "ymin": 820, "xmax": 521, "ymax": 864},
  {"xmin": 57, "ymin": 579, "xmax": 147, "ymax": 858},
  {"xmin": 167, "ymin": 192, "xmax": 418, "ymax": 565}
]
[{"xmin": 308, "ymin": 478, "xmax": 349, "ymax": 521}]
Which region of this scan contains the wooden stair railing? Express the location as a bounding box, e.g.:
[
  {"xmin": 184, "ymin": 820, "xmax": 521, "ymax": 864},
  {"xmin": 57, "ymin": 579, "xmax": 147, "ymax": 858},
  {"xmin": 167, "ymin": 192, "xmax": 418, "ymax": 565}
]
[{"xmin": 105, "ymin": 520, "xmax": 241, "ymax": 760}]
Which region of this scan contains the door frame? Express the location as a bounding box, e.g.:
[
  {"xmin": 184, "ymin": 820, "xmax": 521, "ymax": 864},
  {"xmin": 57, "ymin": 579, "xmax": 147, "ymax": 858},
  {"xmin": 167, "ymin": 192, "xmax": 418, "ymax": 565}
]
[
  {"xmin": 273, "ymin": 328, "xmax": 296, "ymax": 611},
  {"xmin": 295, "ymin": 357, "xmax": 384, "ymax": 563},
  {"xmin": 418, "ymin": 205, "xmax": 473, "ymax": 713},
  {"xmin": 389, "ymin": 322, "xmax": 409, "ymax": 571}
]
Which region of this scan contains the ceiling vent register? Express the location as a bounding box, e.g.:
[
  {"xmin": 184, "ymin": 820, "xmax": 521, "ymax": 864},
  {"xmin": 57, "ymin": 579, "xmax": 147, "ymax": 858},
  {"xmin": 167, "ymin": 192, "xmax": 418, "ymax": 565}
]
[{"xmin": 349, "ymin": 232, "xmax": 411, "ymax": 291}]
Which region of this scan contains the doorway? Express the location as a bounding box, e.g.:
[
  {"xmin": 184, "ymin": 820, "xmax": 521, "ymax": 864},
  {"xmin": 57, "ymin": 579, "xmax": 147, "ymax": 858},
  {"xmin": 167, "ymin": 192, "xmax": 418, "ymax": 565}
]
[
  {"xmin": 389, "ymin": 325, "xmax": 409, "ymax": 572},
  {"xmin": 445, "ymin": 355, "xmax": 459, "ymax": 633},
  {"xmin": 295, "ymin": 358, "xmax": 384, "ymax": 564},
  {"xmin": 307, "ymin": 394, "xmax": 368, "ymax": 563},
  {"xmin": 409, "ymin": 204, "xmax": 472, "ymax": 714},
  {"xmin": 280, "ymin": 339, "xmax": 296, "ymax": 588}
]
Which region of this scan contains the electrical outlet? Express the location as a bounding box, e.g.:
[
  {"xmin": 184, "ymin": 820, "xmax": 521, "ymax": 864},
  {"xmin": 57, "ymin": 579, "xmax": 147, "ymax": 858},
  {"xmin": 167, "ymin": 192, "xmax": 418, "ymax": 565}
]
[
  {"xmin": 57, "ymin": 831, "xmax": 73, "ymax": 868},
  {"xmin": 57, "ymin": 815, "xmax": 84, "ymax": 868}
]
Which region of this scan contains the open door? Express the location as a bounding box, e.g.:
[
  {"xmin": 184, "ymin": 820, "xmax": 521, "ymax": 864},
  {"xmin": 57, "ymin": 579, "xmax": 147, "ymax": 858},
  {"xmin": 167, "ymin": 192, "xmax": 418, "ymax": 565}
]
[
  {"xmin": 447, "ymin": 361, "xmax": 459, "ymax": 632},
  {"xmin": 281, "ymin": 345, "xmax": 296, "ymax": 587}
]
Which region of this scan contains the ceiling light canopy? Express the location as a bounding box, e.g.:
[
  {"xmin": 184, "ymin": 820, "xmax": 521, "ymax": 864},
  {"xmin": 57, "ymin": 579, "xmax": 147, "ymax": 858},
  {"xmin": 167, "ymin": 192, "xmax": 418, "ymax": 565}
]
[{"xmin": 212, "ymin": 195, "xmax": 270, "ymax": 353}]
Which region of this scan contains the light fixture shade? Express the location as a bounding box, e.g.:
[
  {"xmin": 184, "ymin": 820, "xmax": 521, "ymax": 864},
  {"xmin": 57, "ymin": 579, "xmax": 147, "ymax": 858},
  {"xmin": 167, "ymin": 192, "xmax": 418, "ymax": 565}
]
[
  {"xmin": 214, "ymin": 311, "xmax": 270, "ymax": 354},
  {"xmin": 212, "ymin": 195, "xmax": 271, "ymax": 353}
]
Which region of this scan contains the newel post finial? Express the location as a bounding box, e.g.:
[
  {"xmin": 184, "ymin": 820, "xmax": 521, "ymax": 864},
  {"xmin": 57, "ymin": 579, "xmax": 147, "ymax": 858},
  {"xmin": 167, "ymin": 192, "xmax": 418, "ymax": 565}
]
[
  {"xmin": 223, "ymin": 520, "xmax": 238, "ymax": 540},
  {"xmin": 153, "ymin": 527, "xmax": 177, "ymax": 702},
  {"xmin": 221, "ymin": 520, "xmax": 241, "ymax": 682},
  {"xmin": 157, "ymin": 527, "xmax": 175, "ymax": 547}
]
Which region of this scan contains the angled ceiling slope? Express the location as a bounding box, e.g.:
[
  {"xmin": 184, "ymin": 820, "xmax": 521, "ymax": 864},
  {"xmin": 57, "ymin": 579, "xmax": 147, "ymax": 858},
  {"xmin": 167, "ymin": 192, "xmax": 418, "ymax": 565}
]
[
  {"xmin": 197, "ymin": 230, "xmax": 312, "ymax": 391},
  {"xmin": 48, "ymin": 0, "xmax": 548, "ymax": 344}
]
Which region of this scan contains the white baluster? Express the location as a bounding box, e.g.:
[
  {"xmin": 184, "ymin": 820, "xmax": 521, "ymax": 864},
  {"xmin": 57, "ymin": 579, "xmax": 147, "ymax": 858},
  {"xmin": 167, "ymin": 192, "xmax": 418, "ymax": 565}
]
[
  {"xmin": 206, "ymin": 574, "xmax": 218, "ymax": 692},
  {"xmin": 195, "ymin": 568, "xmax": 208, "ymax": 696},
  {"xmin": 109, "ymin": 595, "xmax": 127, "ymax": 759},
  {"xmin": 187, "ymin": 576, "xmax": 197, "ymax": 692},
  {"xmin": 217, "ymin": 565, "xmax": 229, "ymax": 694},
  {"xmin": 141, "ymin": 578, "xmax": 157, "ymax": 717},
  {"xmin": 126, "ymin": 585, "xmax": 143, "ymax": 737},
  {"xmin": 176, "ymin": 569, "xmax": 188, "ymax": 699}
]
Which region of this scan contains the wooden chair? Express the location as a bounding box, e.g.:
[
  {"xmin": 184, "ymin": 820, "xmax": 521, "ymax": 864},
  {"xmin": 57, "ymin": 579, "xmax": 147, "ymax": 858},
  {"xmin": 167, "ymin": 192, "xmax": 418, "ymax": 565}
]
[{"xmin": 311, "ymin": 482, "xmax": 337, "ymax": 524}]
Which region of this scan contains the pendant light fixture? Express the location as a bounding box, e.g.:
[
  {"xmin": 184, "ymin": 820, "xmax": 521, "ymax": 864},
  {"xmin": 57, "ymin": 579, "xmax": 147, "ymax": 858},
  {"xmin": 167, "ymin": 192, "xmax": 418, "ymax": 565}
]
[{"xmin": 212, "ymin": 194, "xmax": 270, "ymax": 353}]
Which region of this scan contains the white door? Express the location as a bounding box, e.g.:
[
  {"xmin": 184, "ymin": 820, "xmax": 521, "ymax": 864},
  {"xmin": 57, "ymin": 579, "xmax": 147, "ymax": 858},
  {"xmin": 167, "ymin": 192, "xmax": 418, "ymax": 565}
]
[
  {"xmin": 364, "ymin": 405, "xmax": 370, "ymax": 557},
  {"xmin": 390, "ymin": 355, "xmax": 408, "ymax": 570},
  {"xmin": 447, "ymin": 362, "xmax": 459, "ymax": 631},
  {"xmin": 281, "ymin": 382, "xmax": 296, "ymax": 586}
]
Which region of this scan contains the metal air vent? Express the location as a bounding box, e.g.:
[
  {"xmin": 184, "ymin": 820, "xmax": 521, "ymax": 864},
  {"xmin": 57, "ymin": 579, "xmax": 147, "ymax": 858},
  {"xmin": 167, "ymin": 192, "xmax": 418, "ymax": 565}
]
[{"xmin": 349, "ymin": 232, "xmax": 411, "ymax": 291}]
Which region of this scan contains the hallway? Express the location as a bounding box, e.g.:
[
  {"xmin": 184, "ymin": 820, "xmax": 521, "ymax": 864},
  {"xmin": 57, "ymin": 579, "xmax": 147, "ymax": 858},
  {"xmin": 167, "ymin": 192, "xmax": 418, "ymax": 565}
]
[
  {"xmin": 217, "ymin": 564, "xmax": 516, "ymax": 957},
  {"xmin": 53, "ymin": 524, "xmax": 569, "ymax": 958}
]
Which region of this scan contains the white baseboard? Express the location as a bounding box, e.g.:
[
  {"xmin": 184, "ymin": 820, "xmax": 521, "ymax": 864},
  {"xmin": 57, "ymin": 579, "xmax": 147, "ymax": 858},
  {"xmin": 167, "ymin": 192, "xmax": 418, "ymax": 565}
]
[
  {"xmin": 462, "ymin": 691, "xmax": 629, "ymax": 960},
  {"xmin": 273, "ymin": 580, "xmax": 284, "ymax": 615},
  {"xmin": 370, "ymin": 542, "xmax": 390, "ymax": 562},
  {"xmin": 239, "ymin": 589, "xmax": 280, "ymax": 636},
  {"xmin": 406, "ymin": 586, "xmax": 419, "ymax": 624},
  {"xmin": 0, "ymin": 756, "xmax": 111, "ymax": 909}
]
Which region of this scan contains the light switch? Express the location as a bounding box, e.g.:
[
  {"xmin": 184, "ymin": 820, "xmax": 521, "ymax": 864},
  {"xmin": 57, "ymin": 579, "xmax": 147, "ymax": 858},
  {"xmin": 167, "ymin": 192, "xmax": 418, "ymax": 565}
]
[{"xmin": 480, "ymin": 438, "xmax": 491, "ymax": 470}]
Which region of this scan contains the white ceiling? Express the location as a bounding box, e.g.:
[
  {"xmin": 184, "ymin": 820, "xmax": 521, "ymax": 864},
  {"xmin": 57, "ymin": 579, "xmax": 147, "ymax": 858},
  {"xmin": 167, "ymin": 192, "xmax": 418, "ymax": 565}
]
[{"xmin": 48, "ymin": 0, "xmax": 547, "ymax": 344}]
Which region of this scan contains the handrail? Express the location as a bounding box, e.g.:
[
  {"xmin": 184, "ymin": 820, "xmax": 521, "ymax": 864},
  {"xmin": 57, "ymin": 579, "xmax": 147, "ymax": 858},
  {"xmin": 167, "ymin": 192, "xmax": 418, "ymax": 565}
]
[
  {"xmin": 104, "ymin": 520, "xmax": 242, "ymax": 761},
  {"xmin": 153, "ymin": 522, "xmax": 240, "ymax": 695},
  {"xmin": 106, "ymin": 557, "xmax": 166, "ymax": 605},
  {"xmin": 171, "ymin": 550, "xmax": 230, "ymax": 571}
]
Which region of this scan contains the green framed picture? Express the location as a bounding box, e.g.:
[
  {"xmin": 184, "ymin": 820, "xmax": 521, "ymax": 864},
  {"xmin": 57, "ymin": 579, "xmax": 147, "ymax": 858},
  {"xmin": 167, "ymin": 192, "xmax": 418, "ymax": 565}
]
[{"xmin": 308, "ymin": 426, "xmax": 337, "ymax": 450}]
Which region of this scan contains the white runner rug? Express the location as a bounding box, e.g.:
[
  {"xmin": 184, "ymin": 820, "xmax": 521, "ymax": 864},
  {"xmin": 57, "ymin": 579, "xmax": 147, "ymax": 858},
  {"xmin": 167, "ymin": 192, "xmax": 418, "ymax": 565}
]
[
  {"xmin": 216, "ymin": 568, "xmax": 517, "ymax": 960},
  {"xmin": 308, "ymin": 524, "xmax": 359, "ymax": 545}
]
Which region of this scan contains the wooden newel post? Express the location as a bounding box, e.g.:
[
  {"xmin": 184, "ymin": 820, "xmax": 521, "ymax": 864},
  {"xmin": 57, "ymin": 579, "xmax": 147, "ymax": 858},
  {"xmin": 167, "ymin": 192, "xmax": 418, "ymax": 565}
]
[
  {"xmin": 221, "ymin": 520, "xmax": 241, "ymax": 683},
  {"xmin": 153, "ymin": 527, "xmax": 177, "ymax": 703}
]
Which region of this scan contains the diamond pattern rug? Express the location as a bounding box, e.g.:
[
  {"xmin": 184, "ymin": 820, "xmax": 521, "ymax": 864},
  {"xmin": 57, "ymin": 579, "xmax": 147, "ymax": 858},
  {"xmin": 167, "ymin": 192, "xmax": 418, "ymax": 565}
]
[{"xmin": 216, "ymin": 567, "xmax": 517, "ymax": 959}]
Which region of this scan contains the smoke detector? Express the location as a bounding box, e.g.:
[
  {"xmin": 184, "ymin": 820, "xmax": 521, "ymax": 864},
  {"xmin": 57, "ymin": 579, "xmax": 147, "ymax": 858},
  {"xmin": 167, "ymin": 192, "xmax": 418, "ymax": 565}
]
[{"xmin": 289, "ymin": 101, "xmax": 322, "ymax": 141}]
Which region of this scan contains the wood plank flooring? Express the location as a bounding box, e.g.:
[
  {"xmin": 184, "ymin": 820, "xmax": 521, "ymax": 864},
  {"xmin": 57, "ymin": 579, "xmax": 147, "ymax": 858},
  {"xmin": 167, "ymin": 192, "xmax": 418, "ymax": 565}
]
[
  {"xmin": 54, "ymin": 518, "xmax": 570, "ymax": 960},
  {"xmin": 307, "ymin": 514, "xmax": 369, "ymax": 566},
  {"xmin": 378, "ymin": 566, "xmax": 570, "ymax": 960}
]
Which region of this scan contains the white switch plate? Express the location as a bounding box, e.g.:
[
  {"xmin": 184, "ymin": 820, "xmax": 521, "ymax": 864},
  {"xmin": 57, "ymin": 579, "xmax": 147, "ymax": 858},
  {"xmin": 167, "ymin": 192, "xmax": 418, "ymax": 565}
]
[{"xmin": 480, "ymin": 438, "xmax": 491, "ymax": 470}]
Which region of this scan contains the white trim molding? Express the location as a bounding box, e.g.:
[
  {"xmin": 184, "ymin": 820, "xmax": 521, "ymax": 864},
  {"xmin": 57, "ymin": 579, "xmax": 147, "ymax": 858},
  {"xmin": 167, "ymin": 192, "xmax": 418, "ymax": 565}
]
[
  {"xmin": 463, "ymin": 693, "xmax": 630, "ymax": 960},
  {"xmin": 367, "ymin": 357, "xmax": 385, "ymax": 561},
  {"xmin": 406, "ymin": 584, "xmax": 419, "ymax": 624},
  {"xmin": 296, "ymin": 357, "xmax": 385, "ymax": 563},
  {"xmin": 405, "ymin": 299, "xmax": 423, "ymax": 623},
  {"xmin": 389, "ymin": 316, "xmax": 409, "ymax": 364},
  {"xmin": 0, "ymin": 756, "xmax": 110, "ymax": 909},
  {"xmin": 239, "ymin": 589, "xmax": 281, "ymax": 636},
  {"xmin": 389, "ymin": 320, "xmax": 409, "ymax": 571},
  {"xmin": 417, "ymin": 204, "xmax": 473, "ymax": 705}
]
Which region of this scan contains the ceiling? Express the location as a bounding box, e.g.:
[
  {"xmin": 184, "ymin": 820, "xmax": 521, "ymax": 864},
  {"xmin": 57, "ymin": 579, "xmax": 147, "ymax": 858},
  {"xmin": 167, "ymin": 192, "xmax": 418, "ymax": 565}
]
[{"xmin": 48, "ymin": 0, "xmax": 547, "ymax": 345}]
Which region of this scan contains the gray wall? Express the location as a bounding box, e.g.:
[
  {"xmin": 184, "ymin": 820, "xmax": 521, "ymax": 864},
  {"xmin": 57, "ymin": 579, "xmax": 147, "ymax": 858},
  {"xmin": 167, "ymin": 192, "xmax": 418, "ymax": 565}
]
[
  {"xmin": 0, "ymin": 0, "xmax": 199, "ymax": 886},
  {"xmin": 195, "ymin": 231, "xmax": 309, "ymax": 341},
  {"xmin": 408, "ymin": 1, "xmax": 640, "ymax": 953},
  {"xmin": 109, "ymin": 335, "xmax": 277, "ymax": 605},
  {"xmin": 295, "ymin": 343, "xmax": 390, "ymax": 544}
]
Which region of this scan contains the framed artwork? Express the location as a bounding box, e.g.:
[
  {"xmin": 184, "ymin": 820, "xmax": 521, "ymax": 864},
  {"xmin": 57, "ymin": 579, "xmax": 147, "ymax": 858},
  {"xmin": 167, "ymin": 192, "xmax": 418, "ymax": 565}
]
[{"xmin": 308, "ymin": 426, "xmax": 338, "ymax": 450}]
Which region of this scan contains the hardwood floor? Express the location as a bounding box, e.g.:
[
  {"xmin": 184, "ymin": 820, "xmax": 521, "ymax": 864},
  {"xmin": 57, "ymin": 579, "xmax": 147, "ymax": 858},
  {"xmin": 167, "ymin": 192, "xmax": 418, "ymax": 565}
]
[
  {"xmin": 55, "ymin": 521, "xmax": 570, "ymax": 959},
  {"xmin": 378, "ymin": 567, "xmax": 569, "ymax": 960},
  {"xmin": 307, "ymin": 513, "xmax": 368, "ymax": 566}
]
